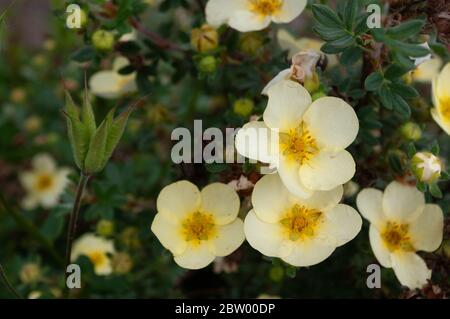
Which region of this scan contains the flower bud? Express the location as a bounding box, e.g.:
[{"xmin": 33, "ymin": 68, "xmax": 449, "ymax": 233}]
[
  {"xmin": 303, "ymin": 72, "xmax": 320, "ymax": 93},
  {"xmin": 233, "ymin": 98, "xmax": 254, "ymax": 117},
  {"xmin": 411, "ymin": 152, "xmax": 442, "ymax": 184},
  {"xmin": 112, "ymin": 252, "xmax": 133, "ymax": 274},
  {"xmin": 239, "ymin": 32, "xmax": 263, "ymax": 56},
  {"xmin": 91, "ymin": 29, "xmax": 115, "ymax": 52},
  {"xmin": 20, "ymin": 263, "xmax": 41, "ymax": 284},
  {"xmin": 400, "ymin": 122, "xmax": 422, "ymax": 141},
  {"xmin": 190, "ymin": 24, "xmax": 218, "ymax": 53},
  {"xmin": 96, "ymin": 219, "xmax": 115, "ymax": 236},
  {"xmin": 198, "ymin": 56, "xmax": 217, "ymax": 74},
  {"xmin": 10, "ymin": 87, "xmax": 26, "ymax": 103}
]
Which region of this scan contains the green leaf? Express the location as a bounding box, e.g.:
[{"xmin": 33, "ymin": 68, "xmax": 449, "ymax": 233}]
[
  {"xmin": 313, "ymin": 25, "xmax": 348, "ymax": 41},
  {"xmin": 407, "ymin": 142, "xmax": 417, "ymax": 158},
  {"xmin": 386, "ymin": 19, "xmax": 425, "ymax": 40},
  {"xmin": 388, "ymin": 152, "xmax": 404, "ymax": 174},
  {"xmin": 429, "ymin": 183, "xmax": 443, "ymax": 198},
  {"xmin": 384, "ymin": 64, "xmax": 410, "ymax": 79},
  {"xmin": 64, "ymin": 113, "xmax": 90, "ymax": 170},
  {"xmin": 392, "ymin": 50, "xmax": 415, "ymax": 69},
  {"xmin": 71, "ymin": 46, "xmax": 96, "ymax": 63},
  {"xmin": 101, "ymin": 106, "xmax": 135, "ymax": 168},
  {"xmin": 430, "ymin": 140, "xmax": 440, "ymax": 155},
  {"xmin": 396, "ymin": 42, "xmax": 429, "ymax": 58},
  {"xmin": 378, "ymin": 85, "xmax": 394, "ymax": 110},
  {"xmin": 40, "ymin": 213, "xmax": 64, "ymax": 241},
  {"xmin": 390, "ymin": 82, "xmax": 419, "ymax": 99},
  {"xmin": 365, "ymin": 72, "xmax": 384, "ymax": 91},
  {"xmin": 82, "ymin": 90, "xmax": 97, "ymax": 138},
  {"xmin": 416, "ymin": 181, "xmax": 427, "ymax": 192},
  {"xmin": 340, "ymin": 46, "xmax": 362, "ymax": 66},
  {"xmin": 321, "ymin": 42, "xmax": 346, "ymax": 54},
  {"xmin": 371, "ymin": 28, "xmax": 386, "ymax": 42},
  {"xmin": 392, "ymin": 94, "xmax": 411, "ymax": 118},
  {"xmin": 84, "ymin": 118, "xmax": 110, "ymax": 174},
  {"xmin": 354, "ymin": 13, "xmax": 370, "ymax": 35},
  {"xmin": 441, "ymin": 170, "xmax": 450, "ymax": 181},
  {"xmin": 312, "ymin": 4, "xmax": 343, "ymax": 29},
  {"xmin": 328, "ymin": 35, "xmax": 355, "ymax": 48},
  {"xmin": 343, "ymin": 0, "xmax": 359, "ymax": 29}
]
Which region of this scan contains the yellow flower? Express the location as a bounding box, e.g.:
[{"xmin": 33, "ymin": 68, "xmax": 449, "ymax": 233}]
[
  {"xmin": 89, "ymin": 57, "xmax": 137, "ymax": 99},
  {"xmin": 245, "ymin": 174, "xmax": 361, "ymax": 266},
  {"xmin": 277, "ymin": 29, "xmax": 337, "ymax": 67},
  {"xmin": 431, "ymin": 62, "xmax": 450, "ymax": 135},
  {"xmin": 19, "ymin": 153, "xmax": 70, "ymax": 210},
  {"xmin": 206, "ymin": 0, "xmax": 307, "ymax": 33},
  {"xmin": 236, "ymin": 79, "xmax": 359, "ymax": 198},
  {"xmin": 71, "ymin": 233, "xmax": 115, "ymax": 276},
  {"xmin": 151, "ymin": 181, "xmax": 245, "ymax": 270},
  {"xmin": 357, "ymin": 181, "xmax": 444, "ymax": 289}
]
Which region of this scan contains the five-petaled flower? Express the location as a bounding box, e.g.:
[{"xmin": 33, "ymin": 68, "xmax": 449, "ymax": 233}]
[
  {"xmin": 431, "ymin": 62, "xmax": 450, "ymax": 135},
  {"xmin": 235, "ymin": 79, "xmax": 359, "ymax": 198},
  {"xmin": 151, "ymin": 181, "xmax": 245, "ymax": 269},
  {"xmin": 19, "ymin": 153, "xmax": 70, "ymax": 209},
  {"xmin": 206, "ymin": 0, "xmax": 306, "ymax": 32},
  {"xmin": 244, "ymin": 173, "xmax": 361, "ymax": 267},
  {"xmin": 357, "ymin": 181, "xmax": 444, "ymax": 289}
]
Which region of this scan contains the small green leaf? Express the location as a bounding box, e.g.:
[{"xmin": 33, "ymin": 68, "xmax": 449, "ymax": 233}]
[
  {"xmin": 430, "ymin": 140, "xmax": 440, "ymax": 155},
  {"xmin": 328, "ymin": 35, "xmax": 355, "ymax": 48},
  {"xmin": 343, "ymin": 0, "xmax": 359, "ymax": 29},
  {"xmin": 384, "ymin": 64, "xmax": 410, "ymax": 79},
  {"xmin": 82, "ymin": 90, "xmax": 97, "ymax": 138},
  {"xmin": 312, "ymin": 4, "xmax": 343, "ymax": 29},
  {"xmin": 71, "ymin": 46, "xmax": 96, "ymax": 63},
  {"xmin": 365, "ymin": 72, "xmax": 384, "ymax": 91},
  {"xmin": 84, "ymin": 118, "xmax": 110, "ymax": 174},
  {"xmin": 313, "ymin": 25, "xmax": 348, "ymax": 41},
  {"xmin": 416, "ymin": 181, "xmax": 427, "ymax": 192},
  {"xmin": 340, "ymin": 46, "xmax": 362, "ymax": 66},
  {"xmin": 392, "ymin": 94, "xmax": 411, "ymax": 118},
  {"xmin": 386, "ymin": 19, "xmax": 425, "ymax": 40},
  {"xmin": 406, "ymin": 142, "xmax": 417, "ymax": 158},
  {"xmin": 429, "ymin": 183, "xmax": 443, "ymax": 198},
  {"xmin": 390, "ymin": 82, "xmax": 419, "ymax": 99},
  {"xmin": 396, "ymin": 42, "xmax": 429, "ymax": 58},
  {"xmin": 378, "ymin": 85, "xmax": 394, "ymax": 110},
  {"xmin": 64, "ymin": 111, "xmax": 90, "ymax": 170}
]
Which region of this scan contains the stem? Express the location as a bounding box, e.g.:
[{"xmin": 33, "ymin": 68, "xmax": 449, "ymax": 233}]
[
  {"xmin": 0, "ymin": 264, "xmax": 22, "ymax": 299},
  {"xmin": 64, "ymin": 173, "xmax": 90, "ymax": 280},
  {"xmin": 0, "ymin": 192, "xmax": 64, "ymax": 266}
]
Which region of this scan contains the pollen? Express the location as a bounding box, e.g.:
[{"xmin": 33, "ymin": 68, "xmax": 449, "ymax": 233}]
[
  {"xmin": 181, "ymin": 212, "xmax": 217, "ymax": 245},
  {"xmin": 88, "ymin": 251, "xmax": 107, "ymax": 267},
  {"xmin": 34, "ymin": 174, "xmax": 54, "ymax": 192},
  {"xmin": 381, "ymin": 222, "xmax": 414, "ymax": 252},
  {"xmin": 280, "ymin": 204, "xmax": 322, "ymax": 241},
  {"xmin": 248, "ymin": 0, "xmax": 283, "ymax": 17},
  {"xmin": 280, "ymin": 124, "xmax": 318, "ymax": 165},
  {"xmin": 439, "ymin": 96, "xmax": 450, "ymax": 122}
]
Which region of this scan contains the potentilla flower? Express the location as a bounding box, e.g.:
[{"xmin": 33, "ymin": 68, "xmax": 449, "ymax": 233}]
[
  {"xmin": 205, "ymin": 0, "xmax": 307, "ymax": 33},
  {"xmin": 356, "ymin": 181, "xmax": 444, "ymax": 289},
  {"xmin": 71, "ymin": 233, "xmax": 115, "ymax": 276},
  {"xmin": 244, "ymin": 174, "xmax": 361, "ymax": 266},
  {"xmin": 89, "ymin": 57, "xmax": 137, "ymax": 99},
  {"xmin": 236, "ymin": 79, "xmax": 359, "ymax": 198},
  {"xmin": 151, "ymin": 181, "xmax": 245, "ymax": 270},
  {"xmin": 431, "ymin": 62, "xmax": 450, "ymax": 135},
  {"xmin": 411, "ymin": 152, "xmax": 442, "ymax": 184},
  {"xmin": 19, "ymin": 153, "xmax": 70, "ymax": 209}
]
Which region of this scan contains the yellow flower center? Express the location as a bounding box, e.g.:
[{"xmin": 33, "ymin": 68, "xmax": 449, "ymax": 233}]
[
  {"xmin": 248, "ymin": 0, "xmax": 283, "ymax": 17},
  {"xmin": 280, "ymin": 204, "xmax": 322, "ymax": 241},
  {"xmin": 280, "ymin": 125, "xmax": 318, "ymax": 165},
  {"xmin": 34, "ymin": 174, "xmax": 54, "ymax": 192},
  {"xmin": 181, "ymin": 212, "xmax": 217, "ymax": 245},
  {"xmin": 439, "ymin": 96, "xmax": 450, "ymax": 122},
  {"xmin": 381, "ymin": 222, "xmax": 414, "ymax": 252},
  {"xmin": 88, "ymin": 251, "xmax": 107, "ymax": 267}
]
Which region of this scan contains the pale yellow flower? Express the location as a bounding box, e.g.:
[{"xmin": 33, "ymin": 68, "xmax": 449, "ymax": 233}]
[
  {"xmin": 411, "ymin": 42, "xmax": 442, "ymax": 83},
  {"xmin": 236, "ymin": 79, "xmax": 359, "ymax": 198},
  {"xmin": 89, "ymin": 57, "xmax": 137, "ymax": 99},
  {"xmin": 71, "ymin": 233, "xmax": 115, "ymax": 276},
  {"xmin": 245, "ymin": 174, "xmax": 361, "ymax": 266},
  {"xmin": 431, "ymin": 62, "xmax": 450, "ymax": 135},
  {"xmin": 357, "ymin": 181, "xmax": 444, "ymax": 289},
  {"xmin": 206, "ymin": 0, "xmax": 306, "ymax": 33},
  {"xmin": 151, "ymin": 181, "xmax": 245, "ymax": 270},
  {"xmin": 19, "ymin": 154, "xmax": 70, "ymax": 209}
]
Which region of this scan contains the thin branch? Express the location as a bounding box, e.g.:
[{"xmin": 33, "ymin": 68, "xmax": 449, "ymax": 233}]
[{"xmin": 0, "ymin": 264, "xmax": 22, "ymax": 299}]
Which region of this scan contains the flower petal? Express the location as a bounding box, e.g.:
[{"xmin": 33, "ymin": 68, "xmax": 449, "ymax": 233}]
[
  {"xmin": 302, "ymin": 97, "xmax": 359, "ymax": 152},
  {"xmin": 33, "ymin": 153, "xmax": 56, "ymax": 172},
  {"xmin": 369, "ymin": 225, "xmax": 392, "ymax": 268},
  {"xmin": 229, "ymin": 10, "xmax": 271, "ymax": 32},
  {"xmin": 200, "ymin": 183, "xmax": 240, "ymax": 225},
  {"xmin": 174, "ymin": 243, "xmax": 216, "ymax": 270},
  {"xmin": 278, "ymin": 157, "xmax": 314, "ymax": 198},
  {"xmin": 157, "ymin": 180, "xmax": 201, "ymax": 221},
  {"xmin": 89, "ymin": 71, "xmax": 121, "ymax": 99},
  {"xmin": 235, "ymin": 121, "xmax": 279, "ymax": 164},
  {"xmin": 151, "ymin": 213, "xmax": 187, "ymax": 256},
  {"xmin": 431, "ymin": 108, "xmax": 450, "ymax": 135},
  {"xmin": 410, "ymin": 204, "xmax": 444, "ymax": 252},
  {"xmin": 205, "ymin": 0, "xmax": 247, "ymax": 28},
  {"xmin": 281, "ymin": 238, "xmax": 335, "ymax": 267},
  {"xmin": 299, "ymin": 150, "xmax": 356, "ymax": 191},
  {"xmin": 210, "ymin": 219, "xmax": 245, "ymax": 256},
  {"xmin": 264, "ymin": 79, "xmax": 312, "ymax": 132},
  {"xmin": 271, "ymin": 0, "xmax": 307, "ymax": 23},
  {"xmin": 244, "ymin": 210, "xmax": 291, "ymax": 258},
  {"xmin": 297, "ymin": 185, "xmax": 343, "ymax": 212},
  {"xmin": 382, "ymin": 181, "xmax": 425, "ymax": 222},
  {"xmin": 251, "ymin": 173, "xmax": 291, "ymax": 223},
  {"xmin": 435, "ymin": 62, "xmax": 450, "ymax": 96},
  {"xmin": 356, "ymin": 188, "xmax": 386, "ymax": 229},
  {"xmin": 261, "ymin": 68, "xmax": 291, "ymax": 95},
  {"xmin": 391, "ymin": 252, "xmax": 431, "ymax": 289},
  {"xmin": 319, "ymin": 204, "xmax": 362, "ymax": 246}
]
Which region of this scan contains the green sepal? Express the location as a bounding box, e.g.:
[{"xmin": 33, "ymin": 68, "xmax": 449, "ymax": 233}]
[
  {"xmin": 83, "ymin": 115, "xmax": 110, "ymax": 174},
  {"xmin": 82, "ymin": 89, "xmax": 97, "ymax": 138}
]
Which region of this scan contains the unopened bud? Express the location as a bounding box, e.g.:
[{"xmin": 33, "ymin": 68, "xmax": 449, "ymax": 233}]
[
  {"xmin": 191, "ymin": 24, "xmax": 218, "ymax": 53},
  {"xmin": 411, "ymin": 152, "xmax": 442, "ymax": 184},
  {"xmin": 96, "ymin": 219, "xmax": 115, "ymax": 236},
  {"xmin": 239, "ymin": 32, "xmax": 263, "ymax": 56},
  {"xmin": 233, "ymin": 98, "xmax": 254, "ymax": 117},
  {"xmin": 198, "ymin": 56, "xmax": 217, "ymax": 74},
  {"xmin": 400, "ymin": 122, "xmax": 422, "ymax": 141},
  {"xmin": 92, "ymin": 29, "xmax": 115, "ymax": 51}
]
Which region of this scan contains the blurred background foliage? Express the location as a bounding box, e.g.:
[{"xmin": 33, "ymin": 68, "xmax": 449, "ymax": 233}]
[{"xmin": 0, "ymin": 0, "xmax": 449, "ymax": 299}]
